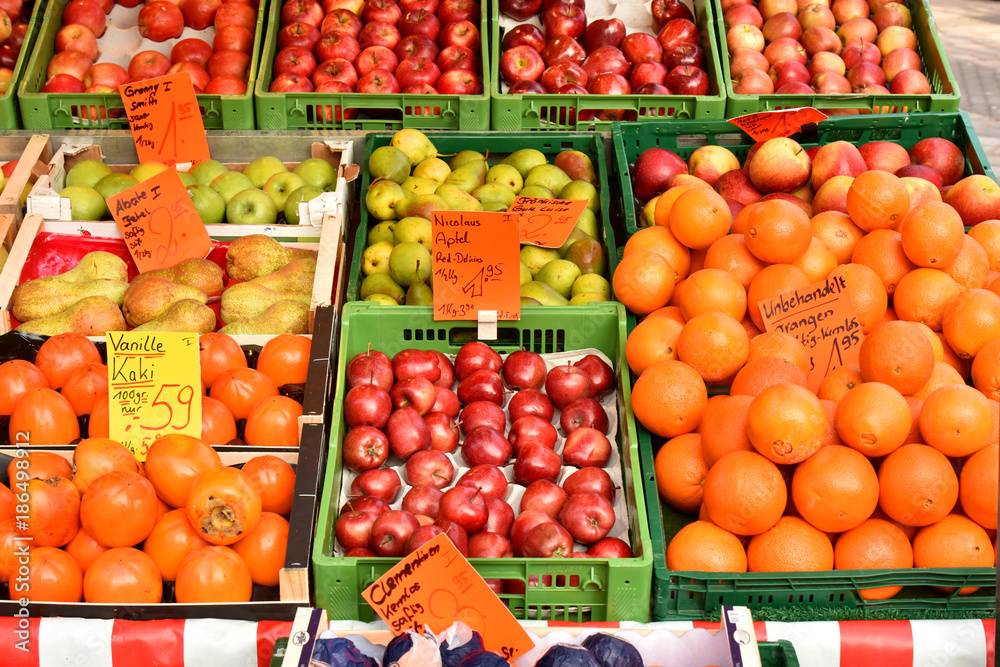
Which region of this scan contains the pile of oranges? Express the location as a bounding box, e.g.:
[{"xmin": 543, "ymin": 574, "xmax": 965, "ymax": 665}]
[{"xmin": 619, "ymin": 136, "xmax": 1000, "ymax": 599}]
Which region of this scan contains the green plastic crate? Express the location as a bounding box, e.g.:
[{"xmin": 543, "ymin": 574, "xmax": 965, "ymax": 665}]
[
  {"xmin": 17, "ymin": 0, "xmax": 266, "ymax": 130},
  {"xmin": 312, "ymin": 301, "xmax": 653, "ymax": 622},
  {"xmin": 254, "ymin": 3, "xmax": 490, "ymax": 129},
  {"xmin": 612, "ymin": 111, "xmax": 997, "ymax": 235},
  {"xmin": 759, "ymin": 640, "xmax": 800, "ymax": 667},
  {"xmin": 346, "ymin": 131, "xmax": 620, "ymax": 304},
  {"xmin": 714, "ymin": 0, "xmax": 960, "ymax": 116},
  {"xmin": 489, "ymin": 0, "xmax": 726, "ymax": 130},
  {"xmin": 0, "ymin": 0, "xmax": 42, "ymax": 129}
]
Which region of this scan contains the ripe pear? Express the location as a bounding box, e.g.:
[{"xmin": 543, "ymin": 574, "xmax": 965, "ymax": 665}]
[
  {"xmin": 520, "ymin": 245, "xmax": 561, "ymax": 277},
  {"xmin": 564, "ymin": 237, "xmax": 607, "ymax": 276},
  {"xmin": 393, "ymin": 216, "xmax": 433, "ymax": 250},
  {"xmin": 122, "ymin": 276, "xmax": 209, "ymax": 327},
  {"xmin": 575, "ymin": 208, "xmax": 601, "ymax": 239},
  {"xmin": 519, "ymin": 262, "xmax": 531, "ymax": 285},
  {"xmin": 559, "ymin": 180, "xmax": 600, "ymax": 212},
  {"xmin": 518, "ymin": 184, "xmax": 554, "ymax": 199},
  {"xmin": 435, "ymin": 184, "xmax": 482, "ymax": 212},
  {"xmin": 640, "ymin": 198, "xmax": 658, "ymax": 228},
  {"xmin": 520, "ymin": 281, "xmax": 569, "ymax": 306},
  {"xmin": 534, "ymin": 259, "xmax": 581, "ymax": 298},
  {"xmin": 362, "ymin": 240, "xmax": 395, "ymax": 276},
  {"xmin": 405, "ymin": 278, "xmax": 433, "ymax": 305},
  {"xmin": 501, "ymin": 149, "xmax": 547, "ymax": 179},
  {"xmin": 226, "ymin": 235, "xmax": 318, "ymax": 282},
  {"xmin": 401, "ymin": 176, "xmax": 440, "ymax": 197},
  {"xmin": 220, "ymin": 282, "xmax": 311, "ymax": 323},
  {"xmin": 16, "ymin": 296, "xmax": 126, "ymax": 336},
  {"xmin": 413, "ymin": 157, "xmax": 451, "ymax": 184},
  {"xmin": 485, "ymin": 164, "xmax": 523, "ymax": 194},
  {"xmin": 444, "ymin": 160, "xmax": 487, "ymax": 193},
  {"xmin": 218, "ymin": 300, "xmax": 309, "ymax": 335},
  {"xmin": 136, "ymin": 258, "xmax": 224, "ymax": 295},
  {"xmin": 366, "ymin": 180, "xmax": 406, "ymax": 220},
  {"xmin": 482, "ymin": 201, "xmax": 508, "ymax": 213},
  {"xmin": 131, "ymin": 300, "xmax": 217, "ymax": 333},
  {"xmin": 558, "ymin": 228, "xmax": 592, "ymax": 257},
  {"xmin": 368, "ymin": 145, "xmax": 412, "ymax": 184},
  {"xmin": 554, "ymin": 150, "xmax": 598, "ymax": 185},
  {"xmin": 360, "ymin": 273, "xmax": 405, "ymax": 304},
  {"xmin": 368, "ymin": 221, "xmax": 397, "ymax": 245},
  {"xmin": 569, "ymin": 292, "xmax": 607, "ymax": 305},
  {"xmin": 395, "ymin": 193, "xmax": 448, "ymax": 220},
  {"xmin": 525, "ymin": 164, "xmax": 571, "ymax": 196},
  {"xmin": 12, "ymin": 278, "xmax": 128, "ymax": 321},
  {"xmin": 365, "ymin": 294, "xmax": 398, "ymax": 305},
  {"xmin": 250, "ymin": 258, "xmax": 316, "ymax": 294},
  {"xmin": 449, "ymin": 150, "xmax": 486, "ymax": 170},
  {"xmin": 572, "ymin": 274, "xmax": 611, "ymax": 300},
  {"xmin": 391, "ymin": 129, "xmax": 437, "ymax": 166},
  {"xmin": 521, "ymin": 297, "xmax": 542, "ymax": 306},
  {"xmin": 56, "ymin": 251, "xmax": 129, "ymax": 282},
  {"xmin": 473, "ymin": 183, "xmax": 516, "ymax": 209},
  {"xmin": 389, "ymin": 242, "xmax": 432, "ymax": 288}
]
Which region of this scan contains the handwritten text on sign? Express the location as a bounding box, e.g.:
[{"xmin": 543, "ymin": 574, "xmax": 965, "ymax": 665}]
[
  {"xmin": 106, "ymin": 332, "xmax": 203, "ymax": 462},
  {"xmin": 728, "ymin": 107, "xmax": 829, "ymax": 142},
  {"xmin": 759, "ymin": 274, "xmax": 864, "ymax": 392},
  {"xmin": 361, "ymin": 533, "xmax": 534, "ymax": 660},
  {"xmin": 107, "ymin": 168, "xmax": 213, "ymax": 273},
  {"xmin": 509, "ymin": 196, "xmax": 589, "ymax": 247},
  {"xmin": 431, "ymin": 210, "xmax": 520, "ymax": 322},
  {"xmin": 119, "ymin": 73, "xmax": 211, "ymax": 166}
]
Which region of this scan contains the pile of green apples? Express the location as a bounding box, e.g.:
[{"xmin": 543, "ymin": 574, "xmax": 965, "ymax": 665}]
[
  {"xmin": 57, "ymin": 155, "xmax": 341, "ymax": 225},
  {"xmin": 360, "ymin": 129, "xmax": 612, "ymax": 307}
]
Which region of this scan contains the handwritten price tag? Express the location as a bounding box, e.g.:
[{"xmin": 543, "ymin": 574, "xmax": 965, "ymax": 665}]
[
  {"xmin": 119, "ymin": 72, "xmax": 211, "ymax": 166},
  {"xmin": 431, "ymin": 210, "xmax": 520, "ymax": 322},
  {"xmin": 106, "ymin": 332, "xmax": 202, "ymax": 462},
  {"xmin": 509, "ymin": 196, "xmax": 589, "ymax": 248},
  {"xmin": 759, "ymin": 274, "xmax": 864, "ymax": 392},
  {"xmin": 361, "ymin": 533, "xmax": 534, "ymax": 661},
  {"xmin": 728, "ymin": 107, "xmax": 828, "ymax": 142},
  {"xmin": 107, "ymin": 168, "xmax": 212, "ymax": 273}
]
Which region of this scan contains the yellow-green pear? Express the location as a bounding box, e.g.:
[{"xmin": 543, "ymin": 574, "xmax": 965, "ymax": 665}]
[
  {"xmin": 574, "ymin": 208, "xmax": 601, "ymax": 239},
  {"xmin": 559, "ymin": 180, "xmax": 600, "ymax": 212},
  {"xmin": 564, "ymin": 237, "xmax": 607, "ymax": 275},
  {"xmin": 368, "ymin": 145, "xmax": 411, "ymax": 184},
  {"xmin": 485, "ymin": 164, "xmax": 523, "ymax": 194},
  {"xmin": 569, "ymin": 292, "xmax": 607, "ymax": 306},
  {"xmin": 364, "ymin": 294, "xmax": 399, "ymax": 306},
  {"xmin": 472, "ymin": 183, "xmax": 515, "ymax": 209},
  {"xmin": 520, "ymin": 281, "xmax": 569, "ymax": 306},
  {"xmin": 501, "ymin": 149, "xmax": 547, "ymax": 179},
  {"xmin": 395, "ymin": 193, "xmax": 449, "ymax": 220},
  {"xmin": 558, "ymin": 228, "xmax": 592, "ymax": 257},
  {"xmin": 435, "ymin": 184, "xmax": 482, "ymax": 211},
  {"xmin": 391, "ymin": 129, "xmax": 437, "ymax": 166},
  {"xmin": 368, "ymin": 221, "xmax": 397, "ymax": 245},
  {"xmin": 362, "ymin": 240, "xmax": 395, "ymax": 276},
  {"xmin": 388, "ymin": 242, "xmax": 432, "ymax": 288},
  {"xmin": 365, "ymin": 180, "xmax": 406, "ymax": 220},
  {"xmin": 393, "ymin": 216, "xmax": 433, "ymax": 250},
  {"xmin": 360, "ymin": 273, "xmax": 405, "ymax": 304},
  {"xmin": 449, "ymin": 150, "xmax": 486, "ymax": 170},
  {"xmin": 525, "ymin": 164, "xmax": 571, "ymax": 195},
  {"xmin": 401, "ymin": 176, "xmax": 440, "ymax": 197},
  {"xmin": 519, "ymin": 262, "xmax": 531, "ymax": 286},
  {"xmin": 405, "ymin": 279, "xmax": 433, "ymax": 305},
  {"xmin": 444, "ymin": 160, "xmax": 487, "ymax": 193},
  {"xmin": 641, "ymin": 197, "xmax": 658, "ymax": 228},
  {"xmin": 572, "ymin": 274, "xmax": 611, "ymax": 299},
  {"xmin": 413, "ymin": 157, "xmax": 451, "ymax": 184},
  {"xmin": 534, "ymin": 259, "xmax": 581, "ymax": 298},
  {"xmin": 520, "ymin": 245, "xmax": 561, "ymax": 277}
]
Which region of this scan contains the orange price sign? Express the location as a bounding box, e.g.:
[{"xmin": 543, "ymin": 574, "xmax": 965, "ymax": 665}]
[
  {"xmin": 431, "ymin": 210, "xmax": 520, "ymax": 322},
  {"xmin": 509, "ymin": 196, "xmax": 589, "ymax": 248},
  {"xmin": 119, "ymin": 72, "xmax": 211, "ymax": 166},
  {"xmin": 106, "ymin": 332, "xmax": 202, "ymax": 462},
  {"xmin": 728, "ymin": 107, "xmax": 829, "ymax": 142},
  {"xmin": 107, "ymin": 168, "xmax": 213, "ymax": 273},
  {"xmin": 759, "ymin": 274, "xmax": 864, "ymax": 392},
  {"xmin": 361, "ymin": 533, "xmax": 534, "ymax": 661}
]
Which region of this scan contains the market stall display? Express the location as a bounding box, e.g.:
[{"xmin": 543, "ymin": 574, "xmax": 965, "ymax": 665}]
[{"xmin": 0, "ymin": 0, "xmax": 40, "ymax": 129}]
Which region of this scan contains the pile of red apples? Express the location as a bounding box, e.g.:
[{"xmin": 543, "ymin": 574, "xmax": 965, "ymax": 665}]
[
  {"xmin": 0, "ymin": 0, "xmax": 30, "ymax": 95},
  {"xmin": 41, "ymin": 0, "xmax": 257, "ymax": 98},
  {"xmin": 269, "ymin": 0, "xmax": 483, "ymax": 96},
  {"xmin": 335, "ymin": 341, "xmax": 636, "ymax": 568},
  {"xmin": 498, "ymin": 0, "xmax": 711, "ymax": 105},
  {"xmin": 725, "ymin": 0, "xmax": 931, "ymax": 97}
]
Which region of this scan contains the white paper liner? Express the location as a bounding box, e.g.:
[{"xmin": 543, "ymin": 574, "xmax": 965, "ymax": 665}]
[
  {"xmin": 334, "ymin": 347, "xmax": 630, "ymax": 556},
  {"xmin": 94, "ymin": 5, "xmax": 218, "ymax": 70}
]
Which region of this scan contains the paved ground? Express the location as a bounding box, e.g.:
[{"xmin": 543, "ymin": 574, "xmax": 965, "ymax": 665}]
[{"xmin": 927, "ymin": 0, "xmax": 1000, "ymax": 166}]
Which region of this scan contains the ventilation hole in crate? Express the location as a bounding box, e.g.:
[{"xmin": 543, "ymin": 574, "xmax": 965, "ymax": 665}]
[
  {"xmin": 624, "ymin": 580, "xmax": 629, "ymax": 585},
  {"xmin": 542, "ymin": 575, "xmax": 553, "ymax": 587},
  {"xmin": 415, "ymin": 329, "xmax": 424, "ymax": 340},
  {"xmin": 556, "ymin": 575, "xmax": 565, "ymax": 587},
  {"xmin": 532, "ymin": 329, "xmax": 542, "ymax": 352},
  {"xmin": 556, "ymin": 329, "xmax": 565, "ymax": 352},
  {"xmin": 568, "ymin": 575, "xmax": 579, "ymax": 587},
  {"xmin": 403, "ymin": 330, "xmax": 412, "ymax": 340}
]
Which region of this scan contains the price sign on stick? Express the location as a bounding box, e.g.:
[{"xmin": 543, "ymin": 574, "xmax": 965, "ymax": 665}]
[
  {"xmin": 106, "ymin": 332, "xmax": 202, "ymax": 462},
  {"xmin": 509, "ymin": 196, "xmax": 589, "ymax": 248},
  {"xmin": 729, "ymin": 107, "xmax": 829, "ymax": 142},
  {"xmin": 431, "ymin": 210, "xmax": 520, "ymax": 322},
  {"xmin": 362, "ymin": 533, "xmax": 534, "ymax": 661},
  {"xmin": 107, "ymin": 168, "xmax": 213, "ymax": 273},
  {"xmin": 119, "ymin": 72, "xmax": 211, "ymax": 166},
  {"xmin": 759, "ymin": 274, "xmax": 864, "ymax": 392}
]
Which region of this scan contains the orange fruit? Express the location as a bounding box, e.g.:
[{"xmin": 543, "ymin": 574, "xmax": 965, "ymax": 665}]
[
  {"xmin": 666, "ymin": 521, "xmax": 747, "ymax": 572},
  {"xmin": 791, "ymin": 237, "xmax": 838, "ymax": 283},
  {"xmin": 968, "ymin": 220, "xmax": 1000, "ymax": 273},
  {"xmin": 654, "ymin": 185, "xmax": 696, "ymax": 227},
  {"xmin": 699, "ymin": 394, "xmax": 755, "ymax": 467},
  {"xmin": 941, "ymin": 288, "xmax": 1000, "ymax": 359},
  {"xmin": 626, "ymin": 316, "xmax": 683, "ymax": 376},
  {"xmin": 676, "ymin": 312, "xmax": 750, "ymax": 384},
  {"xmin": 668, "ymin": 188, "xmax": 732, "ymax": 250},
  {"xmin": 826, "ymin": 263, "xmax": 889, "ymax": 334},
  {"xmin": 730, "ymin": 201, "xmax": 760, "ymax": 235},
  {"xmin": 990, "ymin": 274, "xmax": 1000, "ymax": 297},
  {"xmin": 858, "ymin": 320, "xmax": 935, "ymax": 394},
  {"xmin": 943, "ymin": 236, "xmax": 990, "ymax": 292},
  {"xmin": 703, "ymin": 234, "xmax": 767, "ymax": 288},
  {"xmin": 960, "ymin": 444, "xmax": 998, "ymax": 531},
  {"xmin": 613, "ymin": 249, "xmax": 676, "ymax": 315},
  {"xmin": 878, "ymin": 444, "xmax": 958, "ymax": 527},
  {"xmin": 903, "ymin": 396, "xmax": 923, "ymax": 444},
  {"xmin": 623, "ymin": 225, "xmax": 692, "ymax": 283},
  {"xmin": 817, "ymin": 364, "xmax": 864, "ymax": 402},
  {"xmin": 835, "ymin": 382, "xmax": 911, "ymax": 457},
  {"xmin": 654, "ymin": 433, "xmax": 708, "ymax": 514},
  {"xmin": 745, "ymin": 383, "xmax": 826, "ymax": 465},
  {"xmin": 912, "ymin": 515, "xmax": 995, "ymax": 594},
  {"xmin": 792, "ymin": 445, "xmax": 879, "ymax": 533},
  {"xmin": 702, "ymin": 451, "xmax": 786, "ymax": 536},
  {"xmin": 632, "ymin": 360, "xmax": 708, "ymax": 438},
  {"xmin": 819, "ymin": 399, "xmax": 844, "ymax": 447},
  {"xmin": 851, "ymin": 229, "xmax": 916, "ymax": 296},
  {"xmin": 834, "ymin": 519, "xmax": 913, "ymax": 599},
  {"xmin": 846, "ymin": 170, "xmax": 911, "ymax": 232},
  {"xmin": 647, "ymin": 305, "xmax": 686, "ymax": 323},
  {"xmin": 746, "ymin": 264, "xmax": 811, "ymax": 331},
  {"xmin": 676, "ymin": 268, "xmax": 747, "ymax": 321},
  {"xmin": 918, "ymin": 384, "xmax": 993, "ymax": 457},
  {"xmin": 989, "ymin": 399, "xmax": 1000, "ymax": 447},
  {"xmin": 811, "ymin": 211, "xmax": 865, "ymax": 264},
  {"xmin": 935, "ymin": 331, "xmax": 970, "ymax": 377},
  {"xmin": 740, "ymin": 313, "xmax": 762, "ymax": 342},
  {"xmin": 743, "ymin": 199, "xmax": 813, "ymax": 264},
  {"xmin": 747, "ymin": 516, "xmax": 834, "ymax": 572},
  {"xmin": 909, "ymin": 361, "xmax": 965, "ymax": 401},
  {"xmin": 747, "ymin": 331, "xmax": 810, "ymax": 373},
  {"xmin": 892, "ymin": 268, "xmax": 960, "ymax": 332},
  {"xmin": 730, "ymin": 356, "xmax": 808, "ymax": 397},
  {"xmin": 971, "ymin": 336, "xmax": 1000, "ymax": 400},
  {"xmin": 899, "ymin": 201, "xmax": 965, "ymax": 268}
]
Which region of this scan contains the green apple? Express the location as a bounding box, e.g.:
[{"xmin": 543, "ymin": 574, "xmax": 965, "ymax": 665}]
[
  {"xmin": 263, "ymin": 171, "xmax": 307, "ymax": 211},
  {"xmin": 226, "ymin": 188, "xmax": 278, "ymax": 225},
  {"xmin": 284, "ymin": 185, "xmax": 323, "ymax": 224},
  {"xmin": 60, "ymin": 185, "xmax": 108, "ymax": 221},
  {"xmin": 189, "ymin": 159, "xmax": 229, "ymax": 185},
  {"xmin": 362, "ymin": 240, "xmax": 394, "ymax": 275},
  {"xmin": 95, "ymin": 173, "xmax": 139, "ymax": 201},
  {"xmin": 293, "ymin": 157, "xmax": 337, "ymax": 190},
  {"xmin": 66, "ymin": 159, "xmax": 113, "ymax": 189},
  {"xmin": 243, "ymin": 156, "xmax": 288, "ymax": 189},
  {"xmin": 131, "ymin": 162, "xmax": 169, "ymax": 182},
  {"xmin": 177, "ymin": 171, "xmax": 197, "ymax": 187},
  {"xmin": 187, "ymin": 183, "xmax": 226, "ymax": 225},
  {"xmin": 210, "ymin": 171, "xmax": 255, "ymax": 205}
]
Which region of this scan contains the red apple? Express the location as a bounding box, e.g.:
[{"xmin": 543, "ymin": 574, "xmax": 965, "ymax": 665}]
[
  {"xmin": 801, "ymin": 26, "xmax": 841, "ymax": 58},
  {"xmin": 438, "ymin": 485, "xmax": 488, "ymax": 534},
  {"xmin": 895, "ymin": 164, "xmax": 943, "ymax": 189},
  {"xmin": 462, "ymin": 426, "xmax": 513, "ymax": 467},
  {"xmin": 457, "ymin": 370, "xmax": 503, "ymax": 405},
  {"xmin": 167, "ymin": 61, "xmax": 210, "ymax": 92},
  {"xmin": 171, "ymin": 38, "xmax": 214, "ymax": 69},
  {"xmin": 730, "ymin": 46, "xmax": 769, "ymax": 75},
  {"xmin": 733, "ymin": 66, "xmax": 774, "ymax": 94},
  {"xmin": 715, "ymin": 168, "xmax": 763, "ymax": 206},
  {"xmin": 484, "ymin": 497, "xmax": 514, "ymax": 537},
  {"xmin": 662, "ymin": 42, "xmax": 703, "ymax": 70},
  {"xmin": 180, "ymin": 0, "xmax": 222, "ymax": 30},
  {"xmin": 138, "ymin": 1, "xmax": 185, "ymax": 41},
  {"xmin": 808, "ymin": 51, "xmax": 846, "ymax": 78},
  {"xmin": 909, "ymin": 138, "xmax": 964, "ymax": 186},
  {"xmin": 541, "ymin": 61, "xmax": 588, "ymax": 93},
  {"xmin": 841, "ymin": 41, "xmax": 880, "ymax": 70},
  {"xmin": 371, "ymin": 510, "xmax": 420, "ymax": 556},
  {"xmin": 543, "ymin": 2, "xmax": 586, "ymax": 41},
  {"xmin": 587, "ymin": 72, "xmax": 630, "ymax": 95},
  {"xmin": 83, "ymin": 62, "xmax": 128, "ymax": 89},
  {"xmin": 456, "ymin": 464, "xmax": 508, "ymax": 500},
  {"xmin": 361, "ymin": 0, "xmax": 401, "ymax": 25},
  {"xmin": 402, "ymin": 485, "xmax": 443, "ymax": 518},
  {"xmin": 502, "ymin": 350, "xmax": 546, "ymax": 390},
  {"xmin": 401, "ymin": 0, "xmax": 438, "ymax": 13},
  {"xmin": 437, "ymin": 0, "xmax": 477, "ymax": 23},
  {"xmin": 468, "ymin": 532, "xmax": 513, "ymax": 558},
  {"xmin": 8, "ymin": 21, "xmax": 28, "ymax": 51},
  {"xmin": 502, "ymin": 24, "xmax": 544, "ymax": 53},
  {"xmin": 582, "ymin": 46, "xmax": 630, "ymax": 81},
  {"xmin": 280, "ymin": 0, "xmax": 322, "ymax": 26},
  {"xmin": 342, "ymin": 425, "xmax": 389, "ymax": 472},
  {"xmin": 55, "ymin": 24, "xmax": 98, "ymax": 61},
  {"xmin": 811, "ymin": 70, "xmax": 851, "ymax": 93},
  {"xmin": 316, "ymin": 29, "xmax": 361, "ymax": 62},
  {"xmin": 727, "ymin": 24, "xmax": 764, "ymax": 53},
  {"xmin": 519, "ymin": 480, "xmax": 568, "ymax": 518},
  {"xmin": 507, "ymin": 388, "xmax": 553, "ymax": 422},
  {"xmin": 400, "ymin": 9, "xmax": 441, "ymax": 42},
  {"xmin": 347, "ymin": 350, "xmax": 394, "ymax": 391},
  {"xmin": 574, "ymin": 354, "xmax": 614, "ymax": 398},
  {"xmin": 540, "ymin": 35, "xmax": 586, "ymax": 67},
  {"xmin": 336, "ymin": 499, "xmax": 384, "ymax": 550},
  {"xmin": 562, "ymin": 466, "xmax": 615, "ymax": 502},
  {"xmin": 47, "ymin": 50, "xmax": 92, "ymax": 81},
  {"xmin": 562, "ymin": 427, "xmax": 612, "ymax": 467},
  {"xmin": 658, "ymin": 17, "xmax": 698, "ymax": 50},
  {"xmin": 560, "ymin": 398, "xmax": 609, "ymax": 435},
  {"xmin": 769, "ymin": 59, "xmax": 810, "ymax": 89},
  {"xmin": 390, "ymin": 375, "xmax": 437, "ymax": 415},
  {"xmin": 278, "ymin": 22, "xmax": 318, "ymax": 51},
  {"xmin": 433, "ymin": 519, "xmax": 469, "ymax": 555},
  {"xmin": 207, "ymin": 49, "xmax": 252, "ymax": 80},
  {"xmin": 582, "ymin": 17, "xmax": 625, "ymax": 52},
  {"xmin": 358, "ymin": 21, "xmax": 402, "ymax": 50},
  {"xmin": 437, "ymin": 44, "xmax": 476, "ymax": 73},
  {"xmin": 62, "ymin": 0, "xmax": 106, "ymax": 37},
  {"xmin": 274, "ymin": 46, "xmax": 317, "ymax": 77},
  {"xmin": 764, "ymin": 36, "xmax": 807, "ymax": 66},
  {"xmin": 351, "ymin": 468, "xmax": 402, "ymax": 504},
  {"xmin": 405, "ymin": 449, "xmax": 455, "ymax": 489},
  {"xmin": 513, "ymin": 443, "xmax": 562, "ymax": 485},
  {"xmin": 558, "ymin": 491, "xmax": 614, "ymax": 544},
  {"xmin": 439, "ymin": 19, "xmax": 480, "ymax": 53},
  {"xmin": 127, "ymin": 50, "xmax": 171, "ymax": 81},
  {"xmin": 424, "ymin": 411, "xmax": 459, "ymax": 453},
  {"xmin": 761, "ymin": 11, "xmax": 799, "ymax": 42},
  {"xmin": 522, "ymin": 521, "xmax": 574, "ymax": 557},
  {"xmin": 881, "ymin": 46, "xmax": 921, "ymax": 83},
  {"xmin": 837, "ymin": 17, "xmax": 877, "ymax": 45},
  {"xmin": 665, "ymin": 64, "xmax": 711, "ymax": 94},
  {"xmin": 508, "ymin": 415, "xmax": 558, "ymax": 454},
  {"xmin": 620, "ymin": 33, "xmax": 662, "ymax": 67},
  {"xmin": 652, "ymin": 0, "xmax": 693, "ymax": 32},
  {"xmin": 430, "ymin": 351, "xmax": 453, "ymax": 388},
  {"xmin": 545, "ymin": 363, "xmax": 592, "ymax": 409},
  {"xmin": 344, "ymin": 384, "xmax": 391, "ymax": 429},
  {"xmin": 455, "ymin": 341, "xmax": 502, "ymax": 380},
  {"xmin": 395, "ymin": 34, "xmax": 439, "ymax": 62},
  {"xmin": 392, "ymin": 349, "xmax": 441, "ymax": 383},
  {"xmin": 357, "ymin": 68, "xmax": 401, "ymax": 93},
  {"xmin": 847, "ymin": 60, "xmax": 885, "ymax": 91},
  {"xmin": 386, "ymin": 407, "xmax": 433, "ymax": 459},
  {"xmin": 498, "ymin": 0, "xmax": 540, "ymax": 21},
  {"xmin": 405, "ymin": 525, "xmax": 445, "ymax": 554},
  {"xmin": 889, "ymin": 68, "xmax": 930, "ymax": 94},
  {"xmin": 630, "ymin": 145, "xmax": 688, "ymax": 202},
  {"xmin": 724, "ymin": 4, "xmax": 763, "ymax": 30},
  {"xmin": 510, "ymin": 509, "xmax": 553, "ymax": 555},
  {"xmin": 41, "ymin": 73, "xmax": 86, "ymax": 93},
  {"xmin": 509, "ymin": 79, "xmax": 545, "ymax": 93},
  {"xmin": 321, "ymin": 8, "xmax": 363, "ymax": 37},
  {"xmin": 431, "ymin": 385, "xmax": 460, "ymax": 418},
  {"xmin": 458, "ymin": 400, "xmax": 506, "ymax": 436},
  {"xmin": 586, "ymin": 536, "xmax": 633, "ymax": 558}
]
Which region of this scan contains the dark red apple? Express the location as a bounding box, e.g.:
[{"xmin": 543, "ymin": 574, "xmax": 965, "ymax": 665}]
[
  {"xmin": 522, "ymin": 521, "xmax": 575, "ymax": 557},
  {"xmin": 895, "ymin": 164, "xmax": 944, "ymax": 188},
  {"xmin": 342, "ymin": 425, "xmax": 389, "ymax": 473},
  {"xmin": 500, "ymin": 44, "xmax": 544, "ymax": 84},
  {"xmin": 430, "ymin": 350, "xmax": 454, "ymax": 388},
  {"xmin": 371, "ymin": 510, "xmax": 420, "ymax": 556},
  {"xmin": 651, "ymin": 0, "xmax": 693, "ymax": 32},
  {"xmin": 344, "ymin": 384, "xmax": 391, "ymax": 429},
  {"xmin": 345, "ymin": 547, "xmax": 377, "ymax": 557},
  {"xmin": 501, "ymin": 349, "xmax": 547, "ymax": 390},
  {"xmin": 573, "ymin": 354, "xmax": 615, "ymax": 399},
  {"xmin": 513, "ymin": 443, "xmax": 562, "ymax": 485},
  {"xmin": 620, "ymin": 32, "xmax": 662, "ymax": 67},
  {"xmin": 405, "ymin": 525, "xmax": 445, "ymax": 554},
  {"xmin": 502, "ymin": 24, "xmax": 545, "ymax": 53},
  {"xmin": 347, "ymin": 349, "xmax": 394, "ymax": 391},
  {"xmin": 629, "ymin": 145, "xmax": 688, "ymax": 201},
  {"xmin": 424, "ymin": 411, "xmax": 459, "ymax": 453},
  {"xmin": 360, "ymin": 0, "xmax": 401, "ymax": 25},
  {"xmin": 543, "ymin": 2, "xmax": 586, "ymax": 41},
  {"xmin": 587, "ymin": 72, "xmax": 630, "ymax": 94},
  {"xmin": 582, "ymin": 17, "xmax": 625, "ymax": 52},
  {"xmin": 457, "ymin": 370, "xmax": 504, "ymax": 405},
  {"xmin": 662, "ymin": 42, "xmax": 703, "ymax": 71},
  {"xmin": 454, "ymin": 341, "xmax": 502, "ymax": 380},
  {"xmin": 540, "ymin": 35, "xmax": 586, "ymax": 67},
  {"xmin": 560, "ymin": 398, "xmax": 610, "ymax": 435},
  {"xmin": 392, "ymin": 348, "xmax": 441, "ymax": 383},
  {"xmin": 433, "ymin": 519, "xmax": 469, "ymax": 555},
  {"xmin": 458, "ymin": 400, "xmax": 506, "ymax": 435},
  {"xmin": 507, "ymin": 388, "xmax": 554, "ymax": 422},
  {"xmin": 456, "ymin": 464, "xmax": 508, "ymax": 500},
  {"xmin": 498, "ymin": 0, "xmax": 541, "ymax": 21},
  {"xmin": 484, "ymin": 497, "xmax": 515, "ymax": 537},
  {"xmin": 336, "ymin": 501, "xmax": 382, "ymax": 550},
  {"xmin": 510, "ymin": 509, "xmax": 554, "ymax": 556},
  {"xmin": 396, "ymin": 34, "xmax": 439, "ymax": 61},
  {"xmin": 519, "ymin": 479, "xmax": 568, "ymax": 518},
  {"xmin": 665, "ymin": 65, "xmax": 709, "ymax": 95},
  {"xmin": 405, "ymin": 449, "xmax": 455, "ymax": 488},
  {"xmin": 386, "ymin": 407, "xmax": 433, "ymax": 460},
  {"xmin": 351, "ymin": 467, "xmax": 402, "ymax": 504},
  {"xmin": 510, "ymin": 79, "xmax": 546, "ymax": 93},
  {"xmin": 586, "ymin": 536, "xmax": 633, "ymax": 558},
  {"xmin": 390, "ymin": 376, "xmax": 437, "ymax": 414},
  {"xmin": 562, "ymin": 427, "xmax": 612, "ymax": 467},
  {"xmin": 437, "ymin": 0, "xmax": 477, "ymax": 23},
  {"xmin": 438, "ymin": 486, "xmax": 489, "ymax": 534},
  {"xmin": 562, "ymin": 466, "xmax": 615, "ymax": 502},
  {"xmin": 402, "ymin": 484, "xmax": 443, "ymax": 518},
  {"xmin": 468, "ymin": 531, "xmax": 513, "ymax": 558},
  {"xmin": 544, "ymin": 364, "xmax": 592, "ymax": 408},
  {"xmin": 462, "ymin": 426, "xmax": 513, "ymax": 467},
  {"xmin": 657, "ymin": 17, "xmax": 698, "ymax": 51},
  {"xmin": 431, "ymin": 386, "xmax": 461, "ymax": 418},
  {"xmin": 558, "ymin": 491, "xmax": 614, "ymax": 544},
  {"xmin": 582, "ymin": 46, "xmax": 630, "ymax": 80},
  {"xmin": 507, "ymin": 415, "xmax": 559, "ymax": 454}
]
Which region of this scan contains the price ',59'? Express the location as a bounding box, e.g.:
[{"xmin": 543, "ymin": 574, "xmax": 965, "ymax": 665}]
[{"xmin": 141, "ymin": 383, "xmax": 196, "ymax": 432}]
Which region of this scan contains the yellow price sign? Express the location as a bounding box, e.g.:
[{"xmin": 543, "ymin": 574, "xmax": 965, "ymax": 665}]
[{"xmin": 106, "ymin": 331, "xmax": 202, "ymax": 462}]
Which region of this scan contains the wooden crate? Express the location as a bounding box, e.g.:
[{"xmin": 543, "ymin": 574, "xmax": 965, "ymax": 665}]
[{"xmin": 0, "ymin": 134, "xmax": 54, "ymax": 226}]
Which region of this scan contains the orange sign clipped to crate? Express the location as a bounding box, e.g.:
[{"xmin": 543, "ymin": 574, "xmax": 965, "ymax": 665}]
[
  {"xmin": 119, "ymin": 72, "xmax": 211, "ymax": 166},
  {"xmin": 509, "ymin": 196, "xmax": 589, "ymax": 248},
  {"xmin": 361, "ymin": 533, "xmax": 534, "ymax": 661},
  {"xmin": 728, "ymin": 107, "xmax": 828, "ymax": 142}
]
